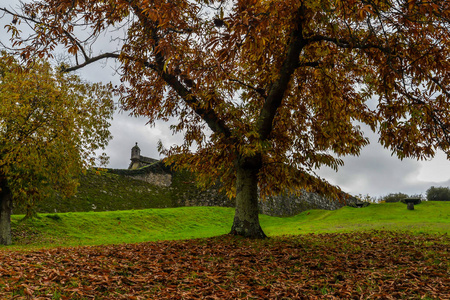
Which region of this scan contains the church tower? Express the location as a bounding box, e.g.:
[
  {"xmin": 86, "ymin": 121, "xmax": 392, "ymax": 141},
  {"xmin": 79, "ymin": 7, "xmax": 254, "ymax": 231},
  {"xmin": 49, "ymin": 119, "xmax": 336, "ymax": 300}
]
[
  {"xmin": 130, "ymin": 142, "xmax": 141, "ymax": 169},
  {"xmin": 128, "ymin": 142, "xmax": 158, "ymax": 169}
]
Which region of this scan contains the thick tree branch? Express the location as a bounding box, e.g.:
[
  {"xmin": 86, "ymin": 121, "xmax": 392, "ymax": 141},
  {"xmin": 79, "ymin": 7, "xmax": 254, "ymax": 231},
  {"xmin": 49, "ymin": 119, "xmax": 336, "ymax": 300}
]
[
  {"xmin": 256, "ymin": 9, "xmax": 306, "ymax": 141},
  {"xmin": 129, "ymin": 2, "xmax": 232, "ymax": 139},
  {"xmin": 160, "ymin": 72, "xmax": 232, "ymax": 138}
]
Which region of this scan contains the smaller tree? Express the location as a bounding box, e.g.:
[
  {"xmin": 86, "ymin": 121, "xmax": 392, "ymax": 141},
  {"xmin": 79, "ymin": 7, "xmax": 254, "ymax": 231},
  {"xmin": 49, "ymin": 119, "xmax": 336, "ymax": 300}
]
[
  {"xmin": 426, "ymin": 186, "xmax": 450, "ymax": 201},
  {"xmin": 0, "ymin": 53, "xmax": 113, "ymax": 245}
]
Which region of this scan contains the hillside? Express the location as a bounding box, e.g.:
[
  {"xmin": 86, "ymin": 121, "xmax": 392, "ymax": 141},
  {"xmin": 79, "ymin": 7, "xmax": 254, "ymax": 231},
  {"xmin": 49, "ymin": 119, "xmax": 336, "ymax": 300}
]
[{"xmin": 13, "ymin": 168, "xmax": 228, "ymax": 215}]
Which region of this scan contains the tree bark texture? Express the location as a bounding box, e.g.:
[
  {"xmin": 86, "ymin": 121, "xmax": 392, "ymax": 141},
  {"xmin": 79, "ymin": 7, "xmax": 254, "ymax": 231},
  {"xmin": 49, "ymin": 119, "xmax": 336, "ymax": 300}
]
[
  {"xmin": 0, "ymin": 179, "xmax": 12, "ymax": 245},
  {"xmin": 230, "ymin": 157, "xmax": 267, "ymax": 239}
]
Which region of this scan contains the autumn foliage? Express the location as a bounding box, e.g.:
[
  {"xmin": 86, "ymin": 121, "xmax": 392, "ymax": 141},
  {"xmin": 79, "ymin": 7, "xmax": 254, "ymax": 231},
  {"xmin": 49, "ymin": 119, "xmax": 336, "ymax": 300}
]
[
  {"xmin": 0, "ymin": 231, "xmax": 449, "ymax": 299},
  {"xmin": 2, "ymin": 0, "xmax": 450, "ymax": 237},
  {"xmin": 0, "ymin": 53, "xmax": 113, "ymax": 244}
]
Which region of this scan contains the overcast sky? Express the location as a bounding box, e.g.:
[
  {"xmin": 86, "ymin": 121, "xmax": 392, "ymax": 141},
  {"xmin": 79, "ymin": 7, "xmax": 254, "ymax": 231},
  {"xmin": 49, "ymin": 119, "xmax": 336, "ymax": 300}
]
[{"xmin": 1, "ymin": 1, "xmax": 450, "ymax": 199}]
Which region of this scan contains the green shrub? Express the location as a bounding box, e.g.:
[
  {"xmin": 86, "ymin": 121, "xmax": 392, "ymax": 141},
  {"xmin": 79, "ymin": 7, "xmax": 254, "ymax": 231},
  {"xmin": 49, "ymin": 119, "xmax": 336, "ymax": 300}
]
[
  {"xmin": 426, "ymin": 186, "xmax": 450, "ymax": 201},
  {"xmin": 381, "ymin": 193, "xmax": 408, "ymax": 203},
  {"xmin": 354, "ymin": 194, "xmax": 377, "ymax": 203}
]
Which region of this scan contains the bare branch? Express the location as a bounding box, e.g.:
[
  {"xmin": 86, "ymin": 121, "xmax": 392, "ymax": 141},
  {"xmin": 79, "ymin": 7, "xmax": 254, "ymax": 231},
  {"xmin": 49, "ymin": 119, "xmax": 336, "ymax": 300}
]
[
  {"xmin": 62, "ymin": 53, "xmax": 121, "ymax": 72},
  {"xmin": 1, "ymin": 6, "xmax": 91, "ymax": 61}
]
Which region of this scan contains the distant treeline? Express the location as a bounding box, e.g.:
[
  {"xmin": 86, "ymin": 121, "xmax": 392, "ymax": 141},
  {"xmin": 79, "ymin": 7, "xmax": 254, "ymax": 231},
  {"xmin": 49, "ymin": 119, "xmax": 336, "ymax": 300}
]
[{"xmin": 380, "ymin": 186, "xmax": 450, "ymax": 203}]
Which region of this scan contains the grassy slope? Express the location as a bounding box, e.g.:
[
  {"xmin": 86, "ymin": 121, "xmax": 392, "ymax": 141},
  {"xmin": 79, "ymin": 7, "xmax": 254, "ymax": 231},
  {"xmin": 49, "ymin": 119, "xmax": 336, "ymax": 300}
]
[
  {"xmin": 7, "ymin": 201, "xmax": 449, "ymax": 250},
  {"xmin": 262, "ymin": 201, "xmax": 450, "ymax": 236}
]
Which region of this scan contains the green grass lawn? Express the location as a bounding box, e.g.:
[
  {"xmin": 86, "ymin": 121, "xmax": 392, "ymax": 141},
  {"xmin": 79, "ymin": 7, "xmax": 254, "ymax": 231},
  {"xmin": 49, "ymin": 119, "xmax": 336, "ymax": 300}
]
[
  {"xmin": 5, "ymin": 201, "xmax": 449, "ymax": 250},
  {"xmin": 262, "ymin": 201, "xmax": 450, "ymax": 236}
]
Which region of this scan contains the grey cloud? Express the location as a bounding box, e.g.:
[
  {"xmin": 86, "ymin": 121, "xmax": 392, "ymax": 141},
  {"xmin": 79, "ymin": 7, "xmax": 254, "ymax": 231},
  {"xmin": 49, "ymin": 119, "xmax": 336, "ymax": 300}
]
[{"xmin": 317, "ymin": 130, "xmax": 450, "ymax": 198}]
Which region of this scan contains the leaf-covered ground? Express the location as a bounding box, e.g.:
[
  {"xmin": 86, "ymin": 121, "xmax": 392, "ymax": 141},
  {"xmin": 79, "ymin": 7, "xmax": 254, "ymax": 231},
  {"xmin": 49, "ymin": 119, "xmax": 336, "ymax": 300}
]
[{"xmin": 1, "ymin": 231, "xmax": 449, "ymax": 299}]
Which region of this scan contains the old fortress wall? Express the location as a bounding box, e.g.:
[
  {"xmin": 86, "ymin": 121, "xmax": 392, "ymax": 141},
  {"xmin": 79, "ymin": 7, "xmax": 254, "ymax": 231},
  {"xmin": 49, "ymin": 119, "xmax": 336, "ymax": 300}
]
[{"xmin": 111, "ymin": 143, "xmax": 356, "ymax": 217}]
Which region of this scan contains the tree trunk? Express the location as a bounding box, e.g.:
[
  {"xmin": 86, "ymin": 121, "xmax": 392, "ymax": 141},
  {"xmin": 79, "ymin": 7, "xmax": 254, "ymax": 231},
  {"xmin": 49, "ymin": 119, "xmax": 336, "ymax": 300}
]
[
  {"xmin": 24, "ymin": 203, "xmax": 38, "ymax": 220},
  {"xmin": 230, "ymin": 156, "xmax": 267, "ymax": 239},
  {"xmin": 0, "ymin": 179, "xmax": 12, "ymax": 245}
]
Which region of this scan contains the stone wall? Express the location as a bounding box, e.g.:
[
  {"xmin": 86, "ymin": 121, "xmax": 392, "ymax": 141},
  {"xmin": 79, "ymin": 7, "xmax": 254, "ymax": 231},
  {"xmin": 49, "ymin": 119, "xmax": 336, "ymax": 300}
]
[
  {"xmin": 174, "ymin": 185, "xmax": 235, "ymax": 208},
  {"xmin": 109, "ymin": 161, "xmax": 355, "ymax": 216},
  {"xmin": 169, "ymin": 170, "xmax": 235, "ymax": 208},
  {"xmin": 260, "ymin": 191, "xmax": 355, "ymax": 217},
  {"xmin": 173, "ymin": 188, "xmax": 352, "ymax": 217},
  {"xmin": 125, "ymin": 173, "xmax": 172, "ymax": 187}
]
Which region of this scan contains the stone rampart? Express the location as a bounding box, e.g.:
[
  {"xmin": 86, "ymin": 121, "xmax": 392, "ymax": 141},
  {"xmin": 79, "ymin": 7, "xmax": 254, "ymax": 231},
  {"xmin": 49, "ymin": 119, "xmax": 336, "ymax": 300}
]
[
  {"xmin": 108, "ymin": 161, "xmax": 354, "ymax": 216},
  {"xmin": 260, "ymin": 191, "xmax": 354, "ymax": 217},
  {"xmin": 125, "ymin": 173, "xmax": 172, "ymax": 187}
]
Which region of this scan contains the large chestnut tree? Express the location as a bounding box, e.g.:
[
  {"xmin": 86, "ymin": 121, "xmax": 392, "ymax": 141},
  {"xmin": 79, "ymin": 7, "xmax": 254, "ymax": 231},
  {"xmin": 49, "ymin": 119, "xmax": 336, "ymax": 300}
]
[{"xmin": 3, "ymin": 0, "xmax": 449, "ymax": 238}]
